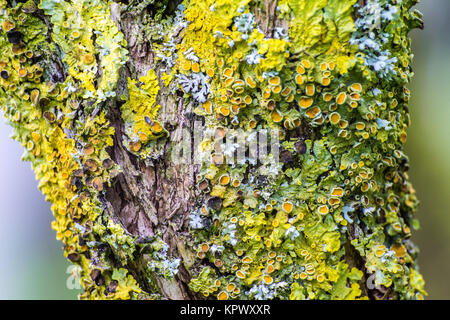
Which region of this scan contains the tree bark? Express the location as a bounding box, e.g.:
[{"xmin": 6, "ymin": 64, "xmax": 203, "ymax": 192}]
[{"xmin": 0, "ymin": 0, "xmax": 426, "ymax": 300}]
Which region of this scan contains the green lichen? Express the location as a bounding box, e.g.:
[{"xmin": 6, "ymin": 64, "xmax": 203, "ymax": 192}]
[
  {"xmin": 189, "ymin": 266, "xmax": 219, "ymax": 296},
  {"xmin": 38, "ymin": 0, "xmax": 128, "ymax": 104},
  {"xmin": 163, "ymin": 0, "xmax": 425, "ymax": 300},
  {"xmin": 0, "ymin": 0, "xmax": 143, "ymax": 299},
  {"xmin": 120, "ymin": 68, "xmax": 167, "ymax": 157},
  {"xmin": 0, "ymin": 0, "xmax": 425, "ymax": 300}
]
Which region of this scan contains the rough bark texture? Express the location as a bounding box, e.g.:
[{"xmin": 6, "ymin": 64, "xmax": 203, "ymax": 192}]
[{"xmin": 0, "ymin": 0, "xmax": 426, "ymax": 300}]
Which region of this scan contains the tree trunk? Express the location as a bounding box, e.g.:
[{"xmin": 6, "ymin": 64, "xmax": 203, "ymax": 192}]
[{"xmin": 0, "ymin": 0, "xmax": 426, "ymax": 300}]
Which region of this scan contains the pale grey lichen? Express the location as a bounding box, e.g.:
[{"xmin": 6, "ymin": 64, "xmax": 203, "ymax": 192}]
[
  {"xmin": 177, "ymin": 72, "xmax": 211, "ymax": 103},
  {"xmin": 189, "ymin": 213, "xmax": 205, "ymax": 229},
  {"xmin": 234, "ymin": 13, "xmax": 255, "ymax": 34},
  {"xmin": 246, "ymin": 48, "xmax": 262, "ymax": 64},
  {"xmin": 247, "ymin": 281, "xmax": 289, "ymax": 300},
  {"xmin": 350, "ymin": 0, "xmax": 402, "ymax": 78}
]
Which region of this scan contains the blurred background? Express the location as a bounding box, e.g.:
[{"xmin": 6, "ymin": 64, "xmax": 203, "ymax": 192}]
[
  {"xmin": 407, "ymin": 0, "xmax": 450, "ymax": 300},
  {"xmin": 0, "ymin": 120, "xmax": 79, "ymax": 298},
  {"xmin": 0, "ymin": 0, "xmax": 448, "ymax": 299}
]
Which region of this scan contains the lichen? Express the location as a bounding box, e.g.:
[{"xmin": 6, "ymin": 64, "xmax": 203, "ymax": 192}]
[
  {"xmin": 120, "ymin": 68, "xmax": 167, "ymax": 157},
  {"xmin": 157, "ymin": 0, "xmax": 425, "ymax": 300},
  {"xmin": 0, "ymin": 0, "xmax": 143, "ymax": 300},
  {"xmin": 0, "ymin": 0, "xmax": 425, "ymax": 300},
  {"xmin": 38, "ymin": 0, "xmax": 128, "ymax": 104}
]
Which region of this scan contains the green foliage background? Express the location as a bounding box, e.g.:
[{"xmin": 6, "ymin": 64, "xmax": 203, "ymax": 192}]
[{"xmin": 0, "ymin": 0, "xmax": 448, "ymax": 299}]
